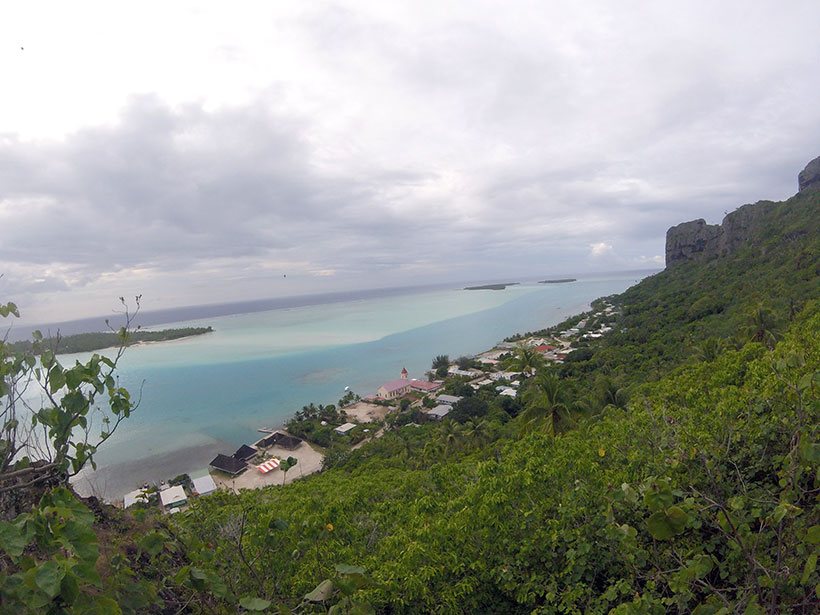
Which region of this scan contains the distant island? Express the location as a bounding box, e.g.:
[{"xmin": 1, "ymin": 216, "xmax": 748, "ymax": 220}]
[
  {"xmin": 9, "ymin": 326, "xmax": 214, "ymax": 355},
  {"xmin": 539, "ymin": 278, "xmax": 577, "ymax": 284},
  {"xmin": 464, "ymin": 283, "xmax": 520, "ymax": 291}
]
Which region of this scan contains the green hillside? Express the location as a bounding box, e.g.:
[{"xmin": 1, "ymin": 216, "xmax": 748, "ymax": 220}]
[
  {"xmin": 8, "ymin": 326, "xmax": 214, "ymax": 356},
  {"xmin": 0, "ymin": 184, "xmax": 817, "ymax": 613}
]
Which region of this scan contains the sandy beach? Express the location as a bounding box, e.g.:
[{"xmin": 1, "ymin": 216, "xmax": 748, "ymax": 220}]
[
  {"xmin": 211, "ymin": 441, "xmax": 325, "ymax": 492},
  {"xmin": 343, "ymin": 401, "xmax": 392, "ymax": 423},
  {"xmin": 72, "ymin": 439, "xmax": 230, "ymax": 500}
]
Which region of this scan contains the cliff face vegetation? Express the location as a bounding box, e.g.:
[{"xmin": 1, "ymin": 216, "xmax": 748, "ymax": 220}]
[
  {"xmin": 665, "ymin": 155, "xmax": 820, "ymax": 268},
  {"xmin": 1, "ymin": 157, "xmax": 818, "ymax": 613}
]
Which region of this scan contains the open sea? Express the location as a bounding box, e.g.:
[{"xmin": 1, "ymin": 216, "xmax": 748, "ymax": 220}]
[{"xmin": 45, "ymin": 273, "xmax": 654, "ymax": 498}]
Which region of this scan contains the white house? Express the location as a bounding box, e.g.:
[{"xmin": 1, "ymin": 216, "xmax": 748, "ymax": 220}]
[
  {"xmin": 448, "ymin": 368, "xmax": 481, "ymax": 378},
  {"xmin": 427, "ymin": 405, "xmax": 452, "ymax": 420},
  {"xmin": 159, "ymin": 485, "xmax": 187, "ymax": 510},
  {"xmin": 334, "ymin": 422, "xmax": 357, "ymax": 435},
  {"xmin": 436, "ymin": 394, "xmax": 463, "ymax": 405},
  {"xmin": 192, "ymin": 474, "xmax": 217, "ymax": 496}
]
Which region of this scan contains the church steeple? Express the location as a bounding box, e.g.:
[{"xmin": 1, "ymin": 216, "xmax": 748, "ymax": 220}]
[{"xmin": 400, "ymin": 367, "xmax": 408, "ymax": 379}]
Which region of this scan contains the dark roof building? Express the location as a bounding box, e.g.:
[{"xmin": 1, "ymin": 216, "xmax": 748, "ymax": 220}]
[
  {"xmin": 256, "ymin": 432, "xmax": 302, "ymax": 450},
  {"xmin": 209, "ymin": 453, "xmax": 247, "ymax": 475},
  {"xmin": 233, "ymin": 444, "xmax": 257, "ymax": 460}
]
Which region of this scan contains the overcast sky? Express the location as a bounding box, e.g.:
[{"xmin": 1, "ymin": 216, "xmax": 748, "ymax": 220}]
[{"xmin": 1, "ymin": 1, "xmax": 819, "ymax": 324}]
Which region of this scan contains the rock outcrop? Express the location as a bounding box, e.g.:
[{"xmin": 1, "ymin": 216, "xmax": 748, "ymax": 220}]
[
  {"xmin": 665, "ymin": 219, "xmax": 722, "ymax": 266},
  {"xmin": 664, "ymin": 201, "xmax": 774, "ymax": 268},
  {"xmin": 798, "ymin": 155, "xmax": 820, "ymax": 192},
  {"xmin": 665, "ymin": 154, "xmax": 818, "ymax": 268}
]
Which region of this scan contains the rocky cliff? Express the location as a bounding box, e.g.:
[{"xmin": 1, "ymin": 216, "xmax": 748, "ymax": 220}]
[
  {"xmin": 798, "ymin": 154, "xmax": 820, "ymax": 192},
  {"xmin": 665, "ymin": 155, "xmax": 819, "ymax": 267}
]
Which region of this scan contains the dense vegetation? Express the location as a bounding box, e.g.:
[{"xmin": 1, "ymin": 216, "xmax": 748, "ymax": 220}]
[
  {"xmin": 9, "ymin": 326, "xmax": 214, "ymax": 355},
  {"xmin": 0, "ymin": 187, "xmax": 817, "ymax": 612}
]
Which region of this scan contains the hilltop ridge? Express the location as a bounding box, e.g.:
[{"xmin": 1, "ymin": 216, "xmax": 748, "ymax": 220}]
[{"xmin": 665, "ymin": 154, "xmax": 819, "ymax": 267}]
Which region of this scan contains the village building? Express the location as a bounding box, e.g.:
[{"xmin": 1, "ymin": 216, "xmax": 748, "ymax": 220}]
[
  {"xmin": 427, "ymin": 405, "xmax": 452, "ymax": 420},
  {"xmin": 408, "ymin": 379, "xmax": 441, "ymax": 393},
  {"xmin": 376, "ymin": 367, "xmax": 419, "ymax": 399},
  {"xmin": 209, "ymin": 453, "xmax": 247, "ymax": 476},
  {"xmin": 477, "ymin": 357, "xmax": 499, "ymax": 366},
  {"xmin": 255, "ymin": 432, "xmax": 302, "ymax": 450},
  {"xmin": 233, "ymin": 444, "xmax": 257, "ymax": 461},
  {"xmin": 334, "ymin": 422, "xmax": 357, "ymax": 435},
  {"xmin": 159, "ymin": 485, "xmax": 187, "ymax": 510},
  {"xmin": 489, "ymin": 371, "xmax": 520, "ymax": 382},
  {"xmin": 448, "ymin": 368, "xmax": 482, "ymax": 378},
  {"xmin": 192, "ymin": 474, "xmax": 218, "ymax": 496},
  {"xmin": 436, "ymin": 394, "xmax": 463, "ymax": 405}
]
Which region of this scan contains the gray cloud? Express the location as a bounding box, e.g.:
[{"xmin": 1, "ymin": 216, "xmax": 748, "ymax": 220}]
[{"xmin": 1, "ymin": 1, "xmax": 819, "ymax": 322}]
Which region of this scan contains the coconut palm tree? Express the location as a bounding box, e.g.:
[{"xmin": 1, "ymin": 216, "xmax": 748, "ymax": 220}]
[
  {"xmin": 745, "ymin": 305, "xmax": 780, "ymax": 349},
  {"xmin": 422, "ymin": 439, "xmax": 445, "ymax": 464},
  {"xmin": 597, "ymin": 377, "xmax": 629, "ymax": 411},
  {"xmin": 693, "ymin": 337, "xmax": 723, "ymax": 362},
  {"xmin": 461, "ymin": 419, "xmax": 491, "ymax": 448},
  {"xmin": 504, "ymin": 344, "xmax": 545, "ymax": 376},
  {"xmin": 438, "ymin": 420, "xmax": 462, "ymax": 455},
  {"xmin": 520, "ymin": 373, "xmax": 572, "ymax": 436}
]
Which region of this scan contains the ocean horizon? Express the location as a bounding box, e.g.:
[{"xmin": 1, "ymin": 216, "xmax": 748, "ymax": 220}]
[{"xmin": 49, "ymin": 272, "xmax": 656, "ymax": 499}]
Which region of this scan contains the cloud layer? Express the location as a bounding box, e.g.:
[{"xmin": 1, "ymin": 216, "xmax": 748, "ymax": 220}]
[{"xmin": 2, "ymin": 1, "xmax": 819, "ymax": 322}]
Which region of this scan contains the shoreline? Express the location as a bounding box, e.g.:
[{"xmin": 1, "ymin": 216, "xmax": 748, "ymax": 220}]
[{"xmin": 70, "ymin": 284, "xmax": 633, "ymax": 501}]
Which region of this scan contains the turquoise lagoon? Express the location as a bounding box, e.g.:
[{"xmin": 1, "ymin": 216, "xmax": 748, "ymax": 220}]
[{"xmin": 65, "ymin": 274, "xmax": 649, "ymax": 497}]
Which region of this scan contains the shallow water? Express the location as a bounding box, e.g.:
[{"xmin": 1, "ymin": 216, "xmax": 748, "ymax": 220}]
[{"xmin": 57, "ymin": 274, "xmax": 648, "ymax": 497}]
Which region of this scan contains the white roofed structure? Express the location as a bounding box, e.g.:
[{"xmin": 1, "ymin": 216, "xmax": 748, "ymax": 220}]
[
  {"xmin": 159, "ymin": 485, "xmax": 187, "ymax": 509},
  {"xmin": 334, "ymin": 422, "xmax": 357, "ymax": 435},
  {"xmin": 192, "ymin": 474, "xmax": 217, "ymax": 496},
  {"xmin": 428, "ymin": 405, "xmax": 452, "ymax": 420}
]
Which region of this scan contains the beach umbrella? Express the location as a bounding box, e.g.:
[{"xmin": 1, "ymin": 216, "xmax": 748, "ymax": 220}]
[{"xmin": 257, "ymin": 459, "xmax": 280, "ymax": 473}]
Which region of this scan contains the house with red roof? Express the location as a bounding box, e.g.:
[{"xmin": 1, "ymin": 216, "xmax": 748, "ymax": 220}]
[
  {"xmin": 408, "ymin": 379, "xmax": 442, "ymax": 393},
  {"xmin": 376, "ymin": 367, "xmax": 411, "ymax": 399}
]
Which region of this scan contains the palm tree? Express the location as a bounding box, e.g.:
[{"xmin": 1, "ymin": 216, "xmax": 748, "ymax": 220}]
[
  {"xmin": 520, "ymin": 373, "xmax": 572, "ymax": 436},
  {"xmin": 504, "ymin": 344, "xmax": 545, "ymax": 376},
  {"xmin": 438, "ymin": 420, "xmax": 462, "ymax": 455},
  {"xmin": 422, "ymin": 439, "xmax": 445, "ymax": 464},
  {"xmin": 598, "ymin": 377, "xmax": 629, "ymax": 411},
  {"xmin": 280, "ymin": 456, "xmax": 297, "ymax": 485},
  {"xmin": 693, "ymin": 337, "xmax": 723, "ymax": 362},
  {"xmin": 745, "ymin": 305, "xmax": 780, "ymax": 349},
  {"xmin": 461, "ymin": 419, "xmax": 491, "ymax": 448}
]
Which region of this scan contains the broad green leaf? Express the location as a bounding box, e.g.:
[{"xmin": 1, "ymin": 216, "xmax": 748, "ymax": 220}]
[
  {"xmin": 239, "ymin": 596, "xmax": 272, "ymax": 611},
  {"xmin": 137, "ymin": 530, "xmax": 166, "ymax": 557},
  {"xmin": 802, "ymin": 553, "xmax": 817, "ymax": 585},
  {"xmin": 60, "ymin": 571, "xmax": 80, "ymax": 605},
  {"xmin": 305, "ymin": 579, "xmax": 334, "ymax": 602},
  {"xmin": 0, "ymin": 519, "xmax": 30, "ymax": 558},
  {"xmin": 76, "ymin": 596, "xmax": 123, "ymax": 614},
  {"xmin": 799, "ymin": 440, "xmax": 820, "ymax": 464},
  {"xmin": 35, "ymin": 560, "xmax": 65, "ymax": 598},
  {"xmin": 335, "ymin": 564, "xmax": 366, "ymax": 575},
  {"xmin": 646, "ymin": 512, "xmax": 675, "ymax": 540},
  {"xmin": 666, "ymin": 506, "xmax": 689, "ymax": 533}
]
